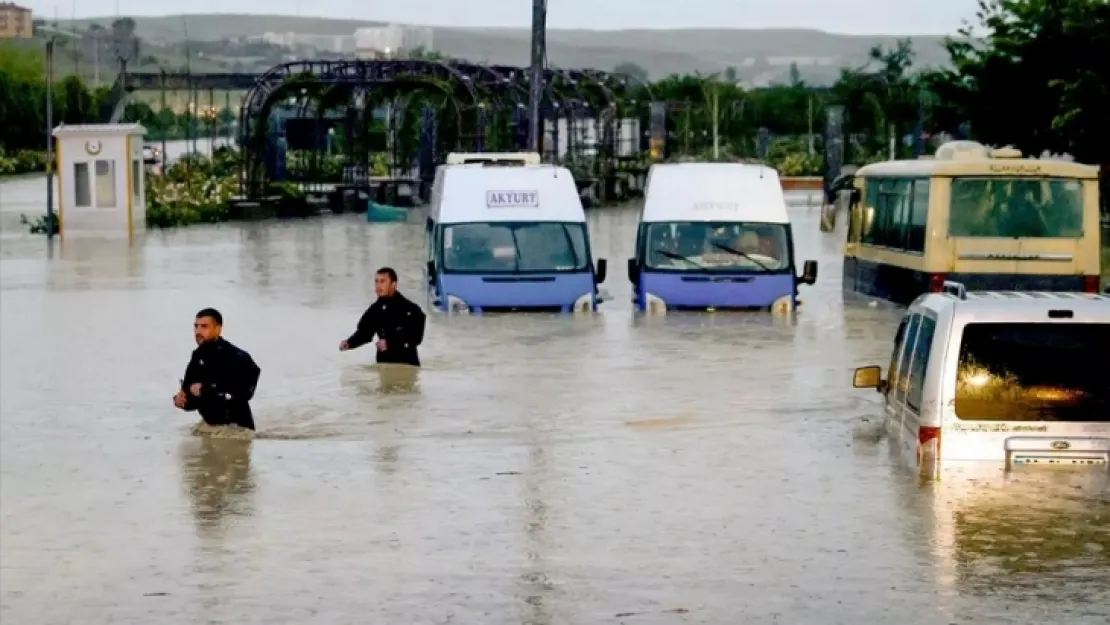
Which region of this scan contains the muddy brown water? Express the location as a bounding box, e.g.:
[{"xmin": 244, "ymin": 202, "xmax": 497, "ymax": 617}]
[{"xmin": 1, "ymin": 174, "xmax": 1107, "ymax": 624}]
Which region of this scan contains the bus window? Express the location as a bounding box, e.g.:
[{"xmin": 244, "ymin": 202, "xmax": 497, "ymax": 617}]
[
  {"xmin": 862, "ymin": 178, "xmax": 913, "ymax": 250},
  {"xmin": 859, "ymin": 179, "xmax": 882, "ymax": 244},
  {"xmin": 906, "ymin": 178, "xmax": 930, "ymax": 252},
  {"xmin": 949, "ymin": 177, "xmax": 1084, "ymax": 238}
]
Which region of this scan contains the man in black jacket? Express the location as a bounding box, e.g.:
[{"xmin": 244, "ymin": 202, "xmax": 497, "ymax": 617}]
[
  {"xmin": 340, "ymin": 267, "xmax": 426, "ymax": 366},
  {"xmin": 174, "ymin": 308, "xmax": 262, "ymax": 430}
]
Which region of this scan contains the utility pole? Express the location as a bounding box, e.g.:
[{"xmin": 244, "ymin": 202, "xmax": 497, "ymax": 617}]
[
  {"xmin": 45, "ymin": 38, "xmax": 56, "ymax": 237},
  {"xmin": 527, "ymin": 0, "xmax": 546, "ymax": 153},
  {"xmin": 710, "ymin": 82, "xmax": 720, "ymax": 159}
]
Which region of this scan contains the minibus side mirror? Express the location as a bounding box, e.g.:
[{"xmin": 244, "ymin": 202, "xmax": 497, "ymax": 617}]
[
  {"xmin": 595, "ymin": 258, "xmax": 607, "ymax": 284},
  {"xmin": 426, "ymin": 260, "xmax": 436, "ymax": 284},
  {"xmin": 853, "ymin": 366, "xmax": 887, "ymax": 393},
  {"xmin": 799, "ymin": 260, "xmax": 818, "ymax": 285},
  {"xmin": 425, "ymin": 217, "xmax": 434, "ymax": 231},
  {"xmin": 627, "ymin": 258, "xmax": 639, "ymax": 284}
]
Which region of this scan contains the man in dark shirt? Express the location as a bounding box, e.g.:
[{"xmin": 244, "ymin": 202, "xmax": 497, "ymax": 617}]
[
  {"xmin": 340, "ymin": 267, "xmax": 427, "ymax": 366},
  {"xmin": 174, "ymin": 308, "xmax": 262, "ymax": 430}
]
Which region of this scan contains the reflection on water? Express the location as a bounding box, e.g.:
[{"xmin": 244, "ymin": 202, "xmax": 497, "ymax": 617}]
[
  {"xmin": 180, "ymin": 435, "xmax": 255, "ymax": 535},
  {"xmin": 925, "ymin": 471, "xmax": 1110, "ymax": 621},
  {"xmin": 1, "ymin": 199, "xmax": 1107, "ymax": 624}
]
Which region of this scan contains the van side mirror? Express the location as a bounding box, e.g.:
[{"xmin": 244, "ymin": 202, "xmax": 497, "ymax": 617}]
[
  {"xmin": 627, "ymin": 258, "xmax": 639, "ymax": 284},
  {"xmin": 425, "ymin": 217, "xmax": 433, "ymax": 231},
  {"xmin": 595, "ymin": 258, "xmax": 607, "ymax": 283},
  {"xmin": 799, "ymin": 260, "xmax": 818, "ymax": 285},
  {"xmin": 426, "ymin": 260, "xmax": 435, "ymax": 284},
  {"xmin": 853, "ymin": 366, "xmax": 887, "ymax": 393}
]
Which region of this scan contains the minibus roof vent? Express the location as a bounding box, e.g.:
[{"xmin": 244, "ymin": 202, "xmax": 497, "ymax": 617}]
[
  {"xmin": 990, "ymin": 147, "xmax": 1023, "ymax": 159},
  {"xmin": 934, "ymin": 141, "xmax": 990, "ymax": 161}
]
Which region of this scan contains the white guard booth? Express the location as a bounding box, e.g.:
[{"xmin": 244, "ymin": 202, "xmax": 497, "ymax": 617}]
[{"xmin": 52, "ymin": 123, "xmax": 147, "ymax": 239}]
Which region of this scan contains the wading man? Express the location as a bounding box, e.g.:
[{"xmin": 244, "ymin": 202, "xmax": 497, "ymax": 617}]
[
  {"xmin": 340, "ymin": 267, "xmax": 426, "ymax": 366},
  {"xmin": 174, "ymin": 308, "xmax": 262, "ymax": 430}
]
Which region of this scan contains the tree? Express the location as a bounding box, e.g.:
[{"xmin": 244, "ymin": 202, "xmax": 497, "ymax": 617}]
[
  {"xmin": 613, "ymin": 62, "xmax": 649, "ymax": 85},
  {"xmin": 788, "ymin": 62, "xmax": 802, "ymax": 87},
  {"xmin": 924, "ymin": 0, "xmax": 1109, "ymax": 165},
  {"xmin": 830, "ymin": 39, "xmax": 920, "ymax": 159}
]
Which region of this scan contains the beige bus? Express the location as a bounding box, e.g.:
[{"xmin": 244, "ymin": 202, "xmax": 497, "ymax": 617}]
[{"xmin": 835, "ymin": 141, "xmax": 1101, "ymax": 304}]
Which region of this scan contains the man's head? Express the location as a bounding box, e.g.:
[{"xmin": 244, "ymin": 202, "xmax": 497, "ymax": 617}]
[
  {"xmin": 194, "ymin": 308, "xmax": 223, "ymax": 345},
  {"xmin": 375, "ymin": 267, "xmax": 398, "ymax": 298}
]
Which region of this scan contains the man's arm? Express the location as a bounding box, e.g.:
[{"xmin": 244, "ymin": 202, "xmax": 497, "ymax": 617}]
[
  {"xmin": 179, "ymin": 355, "xmax": 200, "ymax": 411},
  {"xmin": 345, "ymin": 305, "xmax": 380, "ymax": 350},
  {"xmin": 400, "ymin": 301, "xmax": 427, "ymax": 347}
]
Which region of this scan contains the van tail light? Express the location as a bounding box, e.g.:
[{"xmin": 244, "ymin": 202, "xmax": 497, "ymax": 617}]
[
  {"xmin": 1082, "ymin": 275, "xmax": 1099, "ymax": 294},
  {"xmin": 917, "ymin": 425, "xmax": 942, "ymax": 473},
  {"xmin": 929, "ymin": 273, "xmax": 948, "ymax": 293}
]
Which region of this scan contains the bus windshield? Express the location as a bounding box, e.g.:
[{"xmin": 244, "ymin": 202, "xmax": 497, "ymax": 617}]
[
  {"xmin": 642, "ymin": 221, "xmax": 791, "ymax": 272},
  {"xmin": 954, "ymin": 322, "xmax": 1110, "ymax": 422},
  {"xmin": 441, "ymin": 221, "xmax": 589, "ymax": 273},
  {"xmin": 949, "ymin": 177, "xmax": 1084, "ymax": 238}
]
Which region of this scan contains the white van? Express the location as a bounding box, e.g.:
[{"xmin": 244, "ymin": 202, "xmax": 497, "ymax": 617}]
[
  {"xmin": 425, "ymin": 162, "xmax": 607, "ymax": 313},
  {"xmin": 627, "ymin": 162, "xmax": 817, "ymax": 312},
  {"xmin": 853, "ymin": 282, "xmax": 1110, "ymax": 477}
]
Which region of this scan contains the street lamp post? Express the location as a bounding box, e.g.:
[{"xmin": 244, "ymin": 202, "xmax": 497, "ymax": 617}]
[
  {"xmin": 528, "ymin": 0, "xmax": 547, "ymax": 153},
  {"xmin": 45, "ymin": 38, "xmax": 56, "ymax": 237}
]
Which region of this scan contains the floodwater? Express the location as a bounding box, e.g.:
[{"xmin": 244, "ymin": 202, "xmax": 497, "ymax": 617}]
[{"xmin": 2, "ymin": 163, "xmax": 1109, "ymax": 625}]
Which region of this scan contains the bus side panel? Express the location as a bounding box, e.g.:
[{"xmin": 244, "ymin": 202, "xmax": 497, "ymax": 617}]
[{"xmin": 852, "ymin": 253, "xmax": 933, "ymax": 305}]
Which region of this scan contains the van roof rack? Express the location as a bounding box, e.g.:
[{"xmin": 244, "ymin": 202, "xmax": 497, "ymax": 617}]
[{"xmin": 941, "ymin": 280, "xmax": 967, "ymax": 300}]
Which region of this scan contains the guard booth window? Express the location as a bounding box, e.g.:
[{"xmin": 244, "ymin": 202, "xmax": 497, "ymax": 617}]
[{"xmin": 73, "ymin": 162, "xmax": 91, "ymax": 208}]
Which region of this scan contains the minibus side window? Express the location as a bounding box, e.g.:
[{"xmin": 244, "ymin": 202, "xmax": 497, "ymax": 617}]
[
  {"xmin": 860, "ymin": 178, "xmax": 883, "ymax": 245},
  {"xmin": 887, "ymin": 316, "xmax": 910, "ymax": 394},
  {"xmin": 906, "ymin": 178, "xmax": 930, "ymax": 252},
  {"xmin": 894, "ymin": 314, "xmax": 922, "ymax": 402},
  {"xmin": 906, "ymin": 316, "xmax": 937, "ymax": 410}
]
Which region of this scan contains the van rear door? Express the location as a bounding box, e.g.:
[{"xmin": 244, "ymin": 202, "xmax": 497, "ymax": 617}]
[{"xmin": 940, "ymin": 319, "xmax": 1110, "ymax": 467}]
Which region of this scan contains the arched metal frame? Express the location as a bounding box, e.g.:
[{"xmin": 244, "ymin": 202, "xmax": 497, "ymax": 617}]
[{"xmin": 237, "ymin": 59, "xmax": 654, "ymax": 199}]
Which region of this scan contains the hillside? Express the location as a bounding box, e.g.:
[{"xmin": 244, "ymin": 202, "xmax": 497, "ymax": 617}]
[{"xmin": 56, "ymin": 14, "xmax": 957, "ymax": 84}]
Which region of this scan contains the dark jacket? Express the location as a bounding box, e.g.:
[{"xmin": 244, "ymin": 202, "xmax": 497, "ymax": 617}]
[
  {"xmin": 346, "ymin": 291, "xmax": 427, "ymax": 366},
  {"xmin": 181, "ymin": 337, "xmax": 261, "ymax": 430}
]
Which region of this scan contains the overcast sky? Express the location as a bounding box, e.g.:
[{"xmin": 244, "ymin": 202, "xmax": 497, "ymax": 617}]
[{"xmin": 24, "ymin": 0, "xmax": 973, "ymax": 34}]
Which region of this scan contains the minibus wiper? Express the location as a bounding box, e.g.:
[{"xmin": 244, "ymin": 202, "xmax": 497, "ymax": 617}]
[
  {"xmin": 509, "ymin": 227, "xmax": 522, "ymax": 271},
  {"xmin": 710, "ymin": 242, "xmax": 773, "ymax": 271},
  {"xmin": 656, "ymin": 249, "xmax": 708, "ymax": 270}
]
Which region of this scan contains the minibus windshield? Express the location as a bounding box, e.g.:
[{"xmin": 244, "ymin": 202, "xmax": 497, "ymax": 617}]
[
  {"xmin": 954, "ymin": 322, "xmax": 1110, "ymax": 422},
  {"xmin": 442, "ymin": 221, "xmax": 589, "ymax": 273},
  {"xmin": 643, "ymin": 221, "xmax": 790, "ymax": 272},
  {"xmin": 949, "ymin": 177, "xmax": 1085, "ymax": 238}
]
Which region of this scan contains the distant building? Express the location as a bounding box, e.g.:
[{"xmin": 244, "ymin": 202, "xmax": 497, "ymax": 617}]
[
  {"xmin": 765, "ymin": 56, "xmax": 838, "ymax": 67},
  {"xmin": 0, "ymin": 2, "xmax": 33, "ymax": 39},
  {"xmin": 258, "ymin": 32, "xmax": 355, "ymax": 54},
  {"xmin": 354, "ymin": 24, "xmax": 433, "ymax": 59}
]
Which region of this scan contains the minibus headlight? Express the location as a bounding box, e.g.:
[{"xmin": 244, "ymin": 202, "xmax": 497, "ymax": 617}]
[
  {"xmin": 572, "ymin": 292, "xmax": 594, "ymax": 312},
  {"xmin": 645, "ymin": 292, "xmax": 667, "ymax": 314},
  {"xmin": 771, "ymin": 295, "xmax": 794, "ymax": 315},
  {"xmin": 445, "ymin": 295, "xmax": 470, "ymax": 313}
]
